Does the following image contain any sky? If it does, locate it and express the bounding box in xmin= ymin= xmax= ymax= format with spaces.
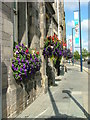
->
xmin=64 ymin=0 xmax=89 ymax=52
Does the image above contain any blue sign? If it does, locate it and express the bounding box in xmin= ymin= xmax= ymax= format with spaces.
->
xmin=74 ymin=21 xmax=79 ymax=26
xmin=75 ymin=37 xmax=79 ymax=44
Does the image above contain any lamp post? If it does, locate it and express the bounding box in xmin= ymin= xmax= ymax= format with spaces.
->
xmin=73 ymin=0 xmax=82 ymax=72
xmin=79 ymin=0 xmax=82 ymax=72
xmin=72 ymin=28 xmax=75 ymax=65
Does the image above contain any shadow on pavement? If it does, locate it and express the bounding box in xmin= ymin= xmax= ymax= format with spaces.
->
xmin=67 ymin=68 xmax=72 ymax=71
xmin=55 ymin=78 xmax=62 ymax=81
xmin=46 ymin=88 xmax=87 ymax=120
xmin=62 ymin=90 xmax=90 ymax=120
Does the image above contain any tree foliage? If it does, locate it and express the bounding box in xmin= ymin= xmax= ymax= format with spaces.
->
xmin=82 ymin=48 xmax=88 ymax=58
xmin=74 ymin=51 xmax=80 ymax=60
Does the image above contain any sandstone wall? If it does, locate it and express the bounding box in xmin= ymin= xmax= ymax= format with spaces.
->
xmin=1 ymin=2 xmax=44 ymax=118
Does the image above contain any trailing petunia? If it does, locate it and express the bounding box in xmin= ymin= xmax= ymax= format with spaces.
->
xmin=12 ymin=43 xmax=41 ymax=82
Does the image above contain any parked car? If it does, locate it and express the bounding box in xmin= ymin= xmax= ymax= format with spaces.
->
xmin=87 ymin=58 xmax=90 ymax=64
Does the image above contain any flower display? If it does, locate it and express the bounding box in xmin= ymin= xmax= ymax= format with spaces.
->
xmin=12 ymin=43 xmax=41 ymax=82
xmin=43 ymin=34 xmax=73 ymax=66
xmin=63 ymin=48 xmax=73 ymax=59
xmin=43 ymin=34 xmax=63 ymax=62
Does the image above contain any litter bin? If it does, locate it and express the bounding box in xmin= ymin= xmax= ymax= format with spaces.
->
xmin=60 ymin=65 xmax=64 ymax=75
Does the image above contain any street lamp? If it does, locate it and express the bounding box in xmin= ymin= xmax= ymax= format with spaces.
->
xmin=79 ymin=0 xmax=83 ymax=72
xmin=73 ymin=0 xmax=82 ymax=72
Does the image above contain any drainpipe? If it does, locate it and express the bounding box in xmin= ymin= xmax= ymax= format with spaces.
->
xmin=57 ymin=0 xmax=60 ymax=40
xmin=26 ymin=2 xmax=28 ymax=47
xmin=13 ymin=0 xmax=18 ymax=47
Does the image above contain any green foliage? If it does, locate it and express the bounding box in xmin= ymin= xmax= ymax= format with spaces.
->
xmin=82 ymin=48 xmax=88 ymax=58
xmin=88 ymin=52 xmax=90 ymax=57
xmin=12 ymin=43 xmax=41 ymax=82
xmin=74 ymin=51 xmax=80 ymax=60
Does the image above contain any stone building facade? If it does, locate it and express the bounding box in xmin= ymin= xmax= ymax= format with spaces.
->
xmin=1 ymin=1 xmax=66 ymax=118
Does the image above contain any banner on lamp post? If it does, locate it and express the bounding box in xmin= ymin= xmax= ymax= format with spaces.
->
xmin=74 ymin=11 xmax=80 ymax=47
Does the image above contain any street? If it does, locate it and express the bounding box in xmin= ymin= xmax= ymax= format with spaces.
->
xmin=16 ymin=64 xmax=89 ymax=119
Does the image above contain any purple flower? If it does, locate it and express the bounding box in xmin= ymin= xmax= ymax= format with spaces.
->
xmin=30 ymin=58 xmax=32 ymax=61
xmin=20 ymin=77 xmax=22 ymax=81
xmin=16 ymin=51 xmax=19 ymax=54
xmin=31 ymin=65 xmax=33 ymax=68
xmin=25 ymin=60 xmax=28 ymax=63
xmin=12 ymin=64 xmax=14 ymax=68
xmin=22 ymin=44 xmax=25 ymax=48
xmin=16 ymin=45 xmax=19 ymax=49
xmin=12 ymin=59 xmax=15 ymax=62
xmin=23 ymin=64 xmax=26 ymax=69
xmin=59 ymin=51 xmax=62 ymax=56
xmin=16 ymin=74 xmax=18 ymax=77
xmin=19 ymin=62 xmax=21 ymax=65
xmin=18 ymin=43 xmax=21 ymax=46
xmin=30 ymin=54 xmax=32 ymax=58
xmin=20 ymin=68 xmax=22 ymax=72
xmin=24 ymin=69 xmax=27 ymax=72
xmin=17 ymin=58 xmax=19 ymax=61
xmin=19 ymin=74 xmax=21 ymax=77
xmin=33 ymin=54 xmax=36 ymax=57
xmin=33 ymin=60 xmax=35 ymax=63
xmin=44 ymin=48 xmax=46 ymax=51
xmin=14 ymin=68 xmax=17 ymax=71
xmin=21 ymin=50 xmax=23 ymax=53
xmin=22 ymin=59 xmax=24 ymax=62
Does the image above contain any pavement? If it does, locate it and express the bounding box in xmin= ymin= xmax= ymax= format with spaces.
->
xmin=70 ymin=62 xmax=90 ymax=74
xmin=16 ymin=64 xmax=89 ymax=119
xmin=74 ymin=61 xmax=90 ymax=69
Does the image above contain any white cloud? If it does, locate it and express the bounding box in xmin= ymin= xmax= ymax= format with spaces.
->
xmin=81 ymin=19 xmax=88 ymax=32
xmin=67 ymin=19 xmax=88 ymax=33
xmin=64 ymin=0 xmax=89 ymax=3
xmin=67 ymin=20 xmax=74 ymax=28
xmin=64 ymin=0 xmax=88 ymax=11
xmin=82 ymin=38 xmax=88 ymax=50
xmin=64 ymin=1 xmax=78 ymax=11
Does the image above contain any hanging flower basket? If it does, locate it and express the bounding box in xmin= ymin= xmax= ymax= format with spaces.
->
xmin=43 ymin=34 xmax=73 ymax=67
xmin=12 ymin=43 xmax=41 ymax=82
xmin=43 ymin=34 xmax=63 ymax=66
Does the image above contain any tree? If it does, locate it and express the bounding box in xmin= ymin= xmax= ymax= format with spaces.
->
xmin=88 ymin=52 xmax=90 ymax=57
xmin=74 ymin=51 xmax=80 ymax=60
xmin=82 ymin=48 xmax=88 ymax=58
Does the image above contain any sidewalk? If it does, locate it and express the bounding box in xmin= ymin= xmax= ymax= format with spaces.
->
xmin=70 ymin=62 xmax=90 ymax=74
xmin=16 ymin=64 xmax=89 ymax=119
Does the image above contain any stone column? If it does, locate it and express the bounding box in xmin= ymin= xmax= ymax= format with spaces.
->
xmin=61 ymin=0 xmax=65 ymax=41
xmin=58 ymin=1 xmax=62 ymax=40
xmin=39 ymin=2 xmax=48 ymax=93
